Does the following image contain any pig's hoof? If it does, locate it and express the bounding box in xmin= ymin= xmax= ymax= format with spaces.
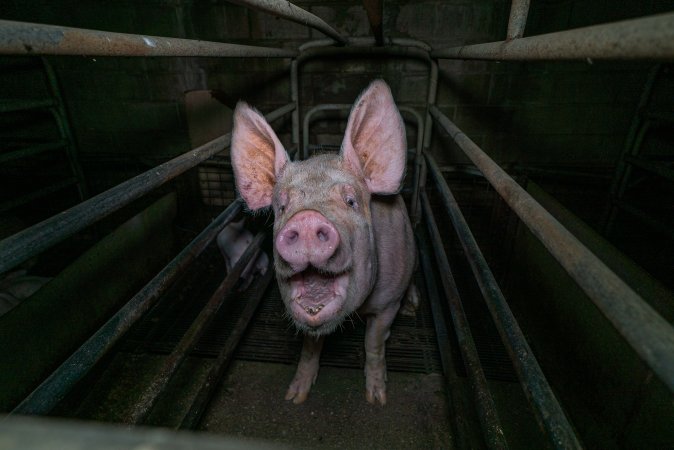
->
xmin=285 ymin=377 xmax=314 ymax=404
xmin=365 ymin=382 xmax=387 ymax=406
xmin=399 ymin=283 xmax=420 ymax=317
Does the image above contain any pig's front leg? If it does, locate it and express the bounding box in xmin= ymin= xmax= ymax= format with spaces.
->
xmin=364 ymin=307 xmax=398 ymax=406
xmin=285 ymin=334 xmax=325 ymax=404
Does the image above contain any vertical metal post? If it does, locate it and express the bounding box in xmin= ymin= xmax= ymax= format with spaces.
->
xmin=506 ymin=0 xmax=530 ymax=40
xmin=363 ymin=0 xmax=384 ymax=46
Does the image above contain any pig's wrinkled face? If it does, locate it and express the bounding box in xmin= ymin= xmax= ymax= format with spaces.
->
xmin=272 ymin=154 xmax=376 ymax=336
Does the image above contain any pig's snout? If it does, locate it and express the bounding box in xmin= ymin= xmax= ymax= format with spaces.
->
xmin=276 ymin=210 xmax=340 ymax=271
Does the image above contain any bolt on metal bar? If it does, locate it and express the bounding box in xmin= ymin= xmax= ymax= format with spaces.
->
xmin=432 ymin=12 xmax=674 ymax=60
xmin=12 ymin=200 xmax=242 ymax=415
xmin=429 ymin=104 xmax=674 ymax=394
xmin=0 ymin=102 xmax=294 ymax=275
xmin=506 ymin=0 xmax=530 ymax=40
xmin=178 ymin=263 xmax=274 ymax=430
xmin=424 ymin=152 xmax=582 ymax=450
xmin=0 ymin=20 xmax=297 ymax=58
xmin=420 ymin=191 xmax=509 ymax=449
xmin=229 ymin=0 xmax=346 ymax=45
xmin=129 ymin=232 xmax=265 ymax=425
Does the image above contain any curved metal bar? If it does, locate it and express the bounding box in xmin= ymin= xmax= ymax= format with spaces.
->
xmin=0 ymin=103 xmax=294 ymax=274
xmin=228 ymin=0 xmax=346 ymax=44
xmin=432 ymin=12 xmax=674 ymax=60
xmin=429 ymin=105 xmax=674 ymax=394
xmin=0 ymin=19 xmax=297 ymax=57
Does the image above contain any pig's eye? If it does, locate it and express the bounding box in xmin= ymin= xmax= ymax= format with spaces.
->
xmin=345 ymin=196 xmax=357 ymax=209
xmin=278 ymin=204 xmax=285 ymax=214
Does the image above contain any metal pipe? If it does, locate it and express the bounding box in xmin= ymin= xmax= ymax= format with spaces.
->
xmin=0 ymin=20 xmax=297 ymax=57
xmin=421 ymin=192 xmax=509 ymax=449
xmin=178 ymin=263 xmax=274 ymax=430
xmin=429 ymin=105 xmax=674 ymax=394
xmin=12 ymin=200 xmax=242 ymax=415
xmin=413 ymin=59 xmax=438 ymax=224
xmin=362 ymin=0 xmax=384 ymax=46
xmin=0 ymin=178 xmax=77 ymax=213
xmin=0 ymin=141 xmax=65 ymax=165
xmin=298 ymin=44 xmax=431 ymax=65
xmin=0 ymin=103 xmax=294 ymax=274
xmin=424 ymin=153 xmax=582 ymax=449
xmin=298 ymin=37 xmax=432 ymax=52
xmin=0 ymin=98 xmax=55 ymax=113
xmin=432 ymin=12 xmax=674 ymax=60
xmin=291 ymin=60 xmax=300 ymax=151
xmin=129 ymin=232 xmax=265 ymax=424
xmin=506 ymin=0 xmax=530 ymax=40
xmin=228 ymin=0 xmax=346 ymax=44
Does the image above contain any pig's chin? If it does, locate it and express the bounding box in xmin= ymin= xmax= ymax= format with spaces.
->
xmin=285 ymin=267 xmax=350 ymax=336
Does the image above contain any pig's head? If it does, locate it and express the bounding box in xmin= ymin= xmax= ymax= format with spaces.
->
xmin=230 ymin=80 xmax=406 ymax=336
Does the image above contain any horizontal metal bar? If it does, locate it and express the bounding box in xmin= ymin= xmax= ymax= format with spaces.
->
xmin=0 ymin=140 xmax=66 ymax=164
xmin=11 ymin=199 xmax=243 ymax=415
xmin=0 ymin=20 xmax=297 ymax=57
xmin=506 ymin=0 xmax=530 ymax=40
xmin=432 ymin=12 xmax=674 ymax=60
xmin=424 ymin=152 xmax=582 ymax=449
xmin=298 ymin=37 xmax=432 ymax=52
xmin=130 ymin=232 xmax=265 ymax=424
xmin=429 ymin=104 xmax=674 ymax=394
xmin=624 ymin=156 xmax=674 ymax=182
xmin=229 ymin=0 xmax=346 ymax=44
xmin=298 ymin=43 xmax=431 ymax=65
xmin=0 ymin=102 xmax=294 ymax=275
xmin=0 ymin=177 xmax=77 ymax=212
xmin=613 ymin=199 xmax=674 ymax=239
xmin=178 ymin=262 xmax=273 ymax=430
xmin=0 ymin=98 xmax=56 ymax=113
xmin=420 ymin=192 xmax=508 ymax=449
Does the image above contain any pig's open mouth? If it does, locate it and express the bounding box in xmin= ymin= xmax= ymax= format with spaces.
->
xmin=287 ymin=267 xmax=349 ymax=330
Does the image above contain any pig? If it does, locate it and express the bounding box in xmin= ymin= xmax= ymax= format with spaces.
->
xmin=216 ymin=218 xmax=269 ymax=292
xmin=230 ymin=80 xmax=419 ymax=405
xmin=0 ymin=270 xmax=51 ymax=316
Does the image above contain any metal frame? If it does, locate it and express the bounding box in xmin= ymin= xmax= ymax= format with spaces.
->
xmin=1 ymin=2 xmax=674 ymax=448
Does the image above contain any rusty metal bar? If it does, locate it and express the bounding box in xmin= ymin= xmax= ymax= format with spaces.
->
xmin=421 ymin=191 xmax=509 ymax=449
xmin=363 ymin=0 xmax=384 ymax=46
xmin=129 ymin=232 xmax=265 ymax=424
xmin=0 ymin=20 xmax=297 ymax=57
xmin=432 ymin=12 xmax=674 ymax=60
xmin=12 ymin=200 xmax=242 ymax=415
xmin=429 ymin=105 xmax=674 ymax=395
xmin=0 ymin=102 xmax=294 ymax=274
xmin=425 ymin=152 xmax=582 ymax=449
xmin=178 ymin=264 xmax=273 ymax=430
xmin=228 ymin=0 xmax=346 ymax=44
xmin=506 ymin=0 xmax=530 ymax=40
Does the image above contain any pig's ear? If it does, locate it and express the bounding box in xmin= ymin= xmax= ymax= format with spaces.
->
xmin=231 ymin=102 xmax=289 ymax=210
xmin=341 ymin=80 xmax=406 ymax=194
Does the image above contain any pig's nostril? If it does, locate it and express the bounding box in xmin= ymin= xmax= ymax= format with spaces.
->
xmin=317 ymin=228 xmax=329 ymax=242
xmin=285 ymin=230 xmax=299 ymax=244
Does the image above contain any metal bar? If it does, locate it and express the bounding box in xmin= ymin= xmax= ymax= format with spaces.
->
xmin=432 ymin=12 xmax=674 ymax=60
xmin=129 ymin=232 xmax=265 ymax=424
xmin=0 ymin=140 xmax=66 ymax=164
xmin=362 ymin=0 xmax=384 ymax=46
xmin=0 ymin=98 xmax=55 ymax=113
xmin=0 ymin=102 xmax=294 ymax=274
xmin=413 ymin=59 xmax=437 ymax=225
xmin=178 ymin=263 xmax=274 ymax=430
xmin=424 ymin=152 xmax=582 ymax=449
xmin=420 ymin=192 xmax=508 ymax=449
xmin=228 ymin=0 xmax=346 ymax=45
xmin=0 ymin=178 xmax=77 ymax=212
xmin=298 ymin=44 xmax=431 ymax=65
xmin=43 ymin=58 xmax=88 ymax=200
xmin=12 ymin=200 xmax=242 ymax=415
xmin=429 ymin=104 xmax=674 ymax=395
xmin=0 ymin=20 xmax=297 ymax=57
xmin=506 ymin=0 xmax=530 ymax=40
xmin=416 ymin=231 xmax=463 ymax=449
xmin=624 ymin=156 xmax=674 ymax=182
xmin=613 ymin=200 xmax=674 ymax=239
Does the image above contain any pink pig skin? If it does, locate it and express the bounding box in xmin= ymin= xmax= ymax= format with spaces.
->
xmin=216 ymin=219 xmax=269 ymax=292
xmin=230 ymin=80 xmax=418 ymax=405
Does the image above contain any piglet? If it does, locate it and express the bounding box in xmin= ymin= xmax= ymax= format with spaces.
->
xmin=230 ymin=80 xmax=418 ymax=405
xmin=216 ymin=219 xmax=269 ymax=292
